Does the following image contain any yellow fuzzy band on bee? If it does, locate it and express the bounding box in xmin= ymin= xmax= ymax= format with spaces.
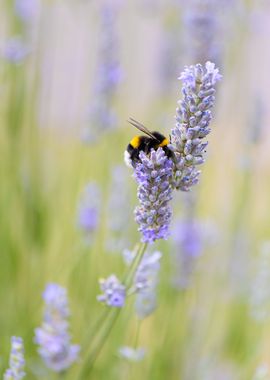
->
xmin=130 ymin=135 xmax=140 ymax=148
xmin=158 ymin=138 xmax=169 ymax=147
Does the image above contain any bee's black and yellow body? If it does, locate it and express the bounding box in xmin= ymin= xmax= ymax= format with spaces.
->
xmin=126 ymin=131 xmax=172 ymax=167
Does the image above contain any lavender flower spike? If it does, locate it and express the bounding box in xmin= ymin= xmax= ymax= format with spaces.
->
xmin=4 ymin=336 xmax=25 ymax=380
xmin=34 ymin=283 xmax=80 ymax=372
xmin=170 ymin=61 xmax=221 ymax=191
xmin=97 ymin=274 xmax=126 ymax=307
xmin=134 ymin=148 xmax=173 ymax=243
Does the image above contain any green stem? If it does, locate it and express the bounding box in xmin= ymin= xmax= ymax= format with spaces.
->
xmin=78 ymin=242 xmax=148 ymax=379
xmin=81 ymin=307 xmax=110 ymax=350
xmin=58 ymin=372 xmax=66 ymax=379
xmin=78 ymin=308 xmax=120 ymax=380
xmin=133 ymin=318 xmax=142 ymax=348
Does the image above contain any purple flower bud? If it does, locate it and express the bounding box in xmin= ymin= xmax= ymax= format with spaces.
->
xmin=97 ymin=275 xmax=126 ymax=308
xmin=2 ymin=37 xmax=29 ymax=64
xmin=14 ymin=0 xmax=40 ymax=23
xmin=4 ymin=337 xmax=25 ymax=380
xmin=34 ymin=283 xmax=80 ymax=372
xmin=77 ymin=183 xmax=100 ymax=241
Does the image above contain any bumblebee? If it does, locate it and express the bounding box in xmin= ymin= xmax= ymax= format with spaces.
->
xmin=124 ymin=117 xmax=173 ymax=168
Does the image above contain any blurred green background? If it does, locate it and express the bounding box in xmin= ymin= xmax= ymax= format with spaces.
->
xmin=1 ymin=0 xmax=270 ymax=379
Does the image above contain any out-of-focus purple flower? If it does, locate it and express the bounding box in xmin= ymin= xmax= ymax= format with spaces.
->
xmin=96 ymin=2 xmax=122 ymax=94
xmin=2 ymin=37 xmax=29 ymax=64
xmin=171 ymin=190 xmax=218 ymax=289
xmin=97 ymin=275 xmax=126 ymax=308
xmin=171 ymin=218 xmax=203 ymax=289
xmin=170 ymin=61 xmax=221 ymax=191
xmin=4 ymin=337 xmax=25 ymax=380
xmin=14 ymin=0 xmax=40 ymax=23
xmin=83 ymin=1 xmax=122 ymax=142
xmin=134 ymin=251 xmax=162 ymax=292
xmin=124 ymin=250 xmax=162 ymax=318
xmin=77 ymin=183 xmax=100 ymax=239
xmin=134 ymin=148 xmax=173 ymax=243
xmin=173 ymin=219 xmax=203 ymax=259
xmin=34 ymin=283 xmax=80 ymax=372
xmin=182 ymin=0 xmax=221 ymax=65
xmin=78 ymin=207 xmax=98 ymax=232
xmin=118 ymin=346 xmax=146 ymax=362
xmin=122 ymin=248 xmax=136 ymax=266
xmin=158 ymin=16 xmax=182 ymax=96
xmin=135 ymin=290 xmax=157 ymax=319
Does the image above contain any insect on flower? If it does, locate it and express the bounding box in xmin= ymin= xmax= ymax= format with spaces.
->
xmin=124 ymin=117 xmax=174 ymax=168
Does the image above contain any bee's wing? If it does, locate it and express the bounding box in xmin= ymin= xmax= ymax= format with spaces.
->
xmin=127 ymin=117 xmax=158 ymax=140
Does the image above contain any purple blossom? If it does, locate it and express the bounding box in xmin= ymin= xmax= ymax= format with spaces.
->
xmin=122 ymin=249 xmax=162 ymax=317
xmin=170 ymin=61 xmax=221 ymax=191
xmin=135 ymin=290 xmax=157 ymax=319
xmin=134 ymin=148 xmax=173 ymax=243
xmin=15 ymin=0 xmax=40 ymax=23
xmin=4 ymin=337 xmax=25 ymax=380
xmin=97 ymin=275 xmax=126 ymax=308
xmin=34 ymin=283 xmax=80 ymax=372
xmin=127 ymin=250 xmax=162 ymax=318
xmin=83 ymin=2 xmax=122 ymax=142
xmin=2 ymin=37 xmax=29 ymax=64
xmin=182 ymin=0 xmax=221 ymax=65
xmin=134 ymin=251 xmax=162 ymax=292
xmin=77 ymin=183 xmax=100 ymax=238
xmin=78 ymin=207 xmax=98 ymax=232
xmin=173 ymin=219 xmax=203 ymax=259
xmin=171 ymin=218 xmax=203 ymax=289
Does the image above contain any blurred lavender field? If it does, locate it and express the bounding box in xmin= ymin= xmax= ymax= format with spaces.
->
xmin=1 ymin=0 xmax=270 ymax=379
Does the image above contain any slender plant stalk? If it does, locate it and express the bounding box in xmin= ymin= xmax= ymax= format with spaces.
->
xmin=133 ymin=318 xmax=142 ymax=348
xmin=78 ymin=242 xmax=148 ymax=379
xmin=79 ymin=308 xmax=120 ymax=380
xmin=81 ymin=307 xmax=110 ymax=349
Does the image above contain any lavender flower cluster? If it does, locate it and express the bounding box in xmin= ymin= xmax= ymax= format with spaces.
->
xmin=97 ymin=249 xmax=162 ymax=317
xmin=83 ymin=2 xmax=122 ymax=141
xmin=97 ymin=275 xmax=126 ymax=308
xmin=170 ymin=61 xmax=221 ymax=191
xmin=34 ymin=283 xmax=80 ymax=372
xmin=130 ymin=62 xmax=221 ymax=243
xmin=15 ymin=0 xmax=40 ymax=24
xmin=183 ymin=0 xmax=221 ymax=65
xmin=134 ymin=149 xmax=173 ymax=243
xmin=4 ymin=337 xmax=25 ymax=380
